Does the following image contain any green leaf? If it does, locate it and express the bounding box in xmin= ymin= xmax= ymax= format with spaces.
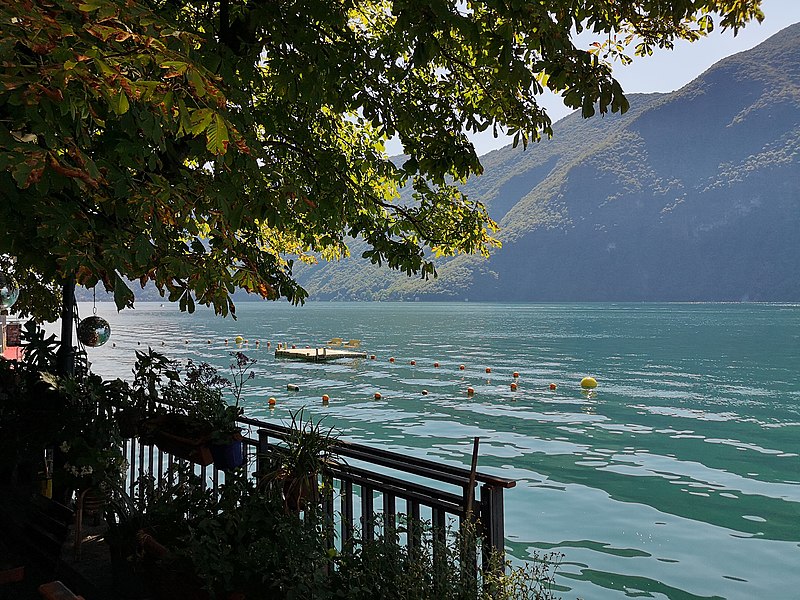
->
xmin=186 ymin=69 xmax=206 ymax=97
xmin=189 ymin=108 xmax=213 ymax=135
xmin=206 ymin=114 xmax=229 ymax=155
xmin=113 ymin=274 xmax=135 ymax=310
xmin=112 ymin=90 xmax=130 ymax=115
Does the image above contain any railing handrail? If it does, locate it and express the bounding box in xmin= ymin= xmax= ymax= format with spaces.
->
xmin=237 ymin=415 xmax=516 ymax=490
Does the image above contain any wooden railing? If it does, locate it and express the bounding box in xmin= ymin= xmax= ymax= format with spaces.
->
xmin=125 ymin=413 xmax=516 ymax=562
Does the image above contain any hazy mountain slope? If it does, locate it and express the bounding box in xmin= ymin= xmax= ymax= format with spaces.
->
xmin=300 ymin=23 xmax=800 ymax=301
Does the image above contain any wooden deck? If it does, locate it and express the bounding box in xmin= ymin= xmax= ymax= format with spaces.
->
xmin=274 ymin=347 xmax=367 ymax=362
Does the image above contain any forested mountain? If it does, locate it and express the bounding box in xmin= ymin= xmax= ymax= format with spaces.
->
xmin=295 ymin=23 xmax=800 ymax=302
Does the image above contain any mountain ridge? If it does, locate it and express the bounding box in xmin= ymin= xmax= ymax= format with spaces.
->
xmin=295 ymin=23 xmax=800 ymax=302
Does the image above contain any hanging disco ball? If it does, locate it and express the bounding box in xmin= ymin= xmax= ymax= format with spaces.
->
xmin=0 ymin=272 xmax=20 ymax=310
xmin=77 ymin=315 xmax=111 ymax=347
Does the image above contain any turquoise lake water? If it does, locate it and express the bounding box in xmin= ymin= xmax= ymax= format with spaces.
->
xmin=73 ymin=302 xmax=800 ymax=599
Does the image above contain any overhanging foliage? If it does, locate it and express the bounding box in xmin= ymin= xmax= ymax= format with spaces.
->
xmin=0 ymin=0 xmax=763 ymax=318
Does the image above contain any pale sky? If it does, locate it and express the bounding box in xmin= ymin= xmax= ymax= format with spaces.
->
xmin=393 ymin=0 xmax=800 ymax=157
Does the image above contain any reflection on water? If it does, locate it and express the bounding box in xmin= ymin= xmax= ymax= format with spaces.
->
xmin=73 ymin=302 xmax=800 ymax=599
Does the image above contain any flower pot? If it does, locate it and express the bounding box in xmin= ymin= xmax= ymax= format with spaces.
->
xmin=140 ymin=414 xmax=214 ymax=466
xmin=282 ymin=473 xmax=320 ymax=513
xmin=211 ymin=437 xmax=244 ymax=471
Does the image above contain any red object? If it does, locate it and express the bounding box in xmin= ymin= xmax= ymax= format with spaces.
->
xmin=1 ymin=346 xmax=23 ymax=361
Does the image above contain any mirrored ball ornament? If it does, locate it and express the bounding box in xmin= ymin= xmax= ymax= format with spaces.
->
xmin=77 ymin=315 xmax=111 ymax=347
xmin=0 ymin=273 xmax=20 ymax=310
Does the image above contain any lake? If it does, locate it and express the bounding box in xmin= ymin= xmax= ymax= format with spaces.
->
xmin=71 ymin=301 xmax=800 ymax=599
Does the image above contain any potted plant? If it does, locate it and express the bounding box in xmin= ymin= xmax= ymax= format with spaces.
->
xmin=206 ymin=352 xmax=256 ymax=470
xmin=261 ymin=410 xmax=339 ymax=513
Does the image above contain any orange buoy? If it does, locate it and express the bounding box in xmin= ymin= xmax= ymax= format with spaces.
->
xmin=421 ymin=389 xmax=428 ymax=395
xmin=389 ymin=357 xmax=395 ymax=363
xmin=291 ymin=344 xmax=296 ymax=349
xmin=374 ymin=392 xmax=382 ymax=400
xmin=410 ymin=360 xmax=416 ymax=366
xmin=322 ymin=394 xmax=330 ymax=403
xmin=268 ymin=397 xmax=276 ymax=407
xmin=459 ymin=364 xmax=465 ymax=370
xmin=370 ymin=355 xmax=376 ymax=360
xmin=513 ymin=372 xmax=519 ymax=378
xmin=434 ymin=362 xmax=440 ymax=368
xmin=467 ymin=387 xmax=475 ymax=395
xmin=485 ymin=367 xmax=492 ymax=374
xmin=549 ymin=383 xmax=557 ymax=391
xmin=510 ymin=382 xmax=518 ymax=391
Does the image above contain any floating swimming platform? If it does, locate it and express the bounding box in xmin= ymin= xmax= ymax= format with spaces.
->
xmin=275 ymin=347 xmax=367 ymax=362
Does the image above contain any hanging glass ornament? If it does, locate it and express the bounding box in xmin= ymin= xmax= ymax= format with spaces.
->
xmin=77 ymin=315 xmax=111 ymax=347
xmin=0 ymin=272 xmax=20 ymax=310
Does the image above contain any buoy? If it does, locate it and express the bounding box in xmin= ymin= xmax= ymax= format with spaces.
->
xmin=112 ymin=343 xmax=116 ymax=347
xmin=421 ymin=389 xmax=428 ymax=395
xmin=549 ymin=383 xmax=557 ymax=391
xmin=184 ymin=340 xmax=189 ymax=344
xmin=207 ymin=340 xmax=211 ymax=344
xmin=235 ymin=335 xmax=243 ymax=344
xmin=467 ymin=387 xmax=475 ymax=395
xmin=389 ymin=357 xmax=395 ymax=363
xmin=267 ymin=341 xmax=271 ymax=347
xmin=485 ymin=367 xmax=492 ymax=374
xmin=374 ymin=392 xmax=382 ymax=400
xmin=255 ymin=341 xmax=260 ymax=346
xmin=268 ymin=397 xmax=276 ymax=407
xmin=291 ymin=344 xmax=296 ymax=349
xmin=370 ymin=355 xmax=376 ymax=360
xmin=510 ymin=382 xmax=518 ymax=391
xmin=224 ymin=339 xmax=228 ymax=344
xmin=513 ymin=372 xmax=519 ymax=378
xmin=161 ymin=341 xmax=165 ymax=346
xmin=434 ymin=362 xmax=440 ymax=368
xmin=410 ymin=360 xmax=416 ymax=366
xmin=459 ymin=364 xmax=465 ymax=370
xmin=580 ymin=377 xmax=598 ymax=389
xmin=137 ymin=341 xmax=140 ymax=345
xmin=287 ymin=384 xmax=300 ymax=392
xmin=322 ymin=394 xmax=330 ymax=403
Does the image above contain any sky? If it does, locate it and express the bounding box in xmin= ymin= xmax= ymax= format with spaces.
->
xmin=457 ymin=0 xmax=800 ymax=156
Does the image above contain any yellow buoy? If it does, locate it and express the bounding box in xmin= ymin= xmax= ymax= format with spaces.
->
xmin=580 ymin=377 xmax=598 ymax=389
xmin=235 ymin=335 xmax=244 ymax=344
